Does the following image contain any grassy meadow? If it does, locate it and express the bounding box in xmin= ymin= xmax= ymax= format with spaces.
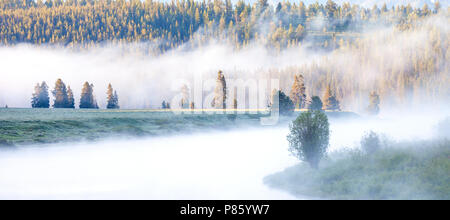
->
xmin=0 ymin=108 xmax=271 ymax=146
xmin=0 ymin=108 xmax=361 ymax=147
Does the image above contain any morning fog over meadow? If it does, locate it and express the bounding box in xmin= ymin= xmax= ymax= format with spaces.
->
xmin=0 ymin=0 xmax=449 ymax=201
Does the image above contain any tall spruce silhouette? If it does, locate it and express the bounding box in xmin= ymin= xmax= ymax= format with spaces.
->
xmin=79 ymin=82 xmax=98 ymax=109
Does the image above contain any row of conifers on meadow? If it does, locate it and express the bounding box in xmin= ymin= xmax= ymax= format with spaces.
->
xmin=30 ymin=70 xmax=380 ymax=114
xmin=31 ymin=79 xmax=119 ymax=109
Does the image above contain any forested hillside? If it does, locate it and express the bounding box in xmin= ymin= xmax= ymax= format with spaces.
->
xmin=0 ymin=0 xmax=444 ymax=50
xmin=0 ymin=0 xmax=448 ymax=111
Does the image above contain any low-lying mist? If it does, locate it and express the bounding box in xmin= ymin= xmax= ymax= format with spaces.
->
xmin=0 ymin=128 xmax=299 ymax=199
xmin=0 ymin=112 xmax=447 ymax=199
xmin=0 ymin=42 xmax=315 ymax=109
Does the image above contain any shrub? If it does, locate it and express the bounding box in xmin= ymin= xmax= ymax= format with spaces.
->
xmin=287 ymin=111 xmax=330 ymax=169
xmin=361 ymin=131 xmax=380 ymax=154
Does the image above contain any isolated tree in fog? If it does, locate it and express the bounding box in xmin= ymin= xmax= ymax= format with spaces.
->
xmin=31 ymin=82 xmax=50 ymax=108
xmin=106 ymin=84 xmax=119 ymax=109
xmin=79 ymin=82 xmax=98 ymax=109
xmin=367 ymin=91 xmax=380 ymax=115
xmin=52 ymin=79 xmax=69 ymax=108
xmin=291 ymin=74 xmax=307 ymax=109
xmin=31 ymin=83 xmax=40 ymax=108
xmin=288 ymin=111 xmax=330 ymax=169
xmin=39 ymin=82 xmax=50 ymax=108
xmin=213 ymin=70 xmax=227 ymax=109
xmin=308 ymin=96 xmax=323 ymax=111
xmin=323 ymin=84 xmax=340 ymax=111
xmin=270 ymin=89 xmax=294 ymax=116
xmin=106 ymin=84 xmax=113 ymax=108
xmin=67 ymin=86 xmax=75 ymax=108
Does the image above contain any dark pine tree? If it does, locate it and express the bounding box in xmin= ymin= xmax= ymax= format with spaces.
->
xmin=106 ymin=83 xmax=119 ymax=109
xmin=32 ymin=81 xmax=50 ymax=108
xmin=271 ymin=89 xmax=294 ymax=116
xmin=323 ymin=84 xmax=340 ymax=111
xmin=308 ymin=96 xmax=323 ymax=111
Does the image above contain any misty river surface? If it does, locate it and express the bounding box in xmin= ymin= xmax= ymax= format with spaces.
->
xmin=0 ymin=113 xmax=443 ymax=199
xmin=0 ymin=128 xmax=300 ymax=199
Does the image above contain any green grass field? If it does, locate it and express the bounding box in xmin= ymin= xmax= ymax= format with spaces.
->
xmin=265 ymin=140 xmax=450 ymax=200
xmin=0 ymin=108 xmax=271 ymax=146
xmin=0 ymin=108 xmax=360 ymax=147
